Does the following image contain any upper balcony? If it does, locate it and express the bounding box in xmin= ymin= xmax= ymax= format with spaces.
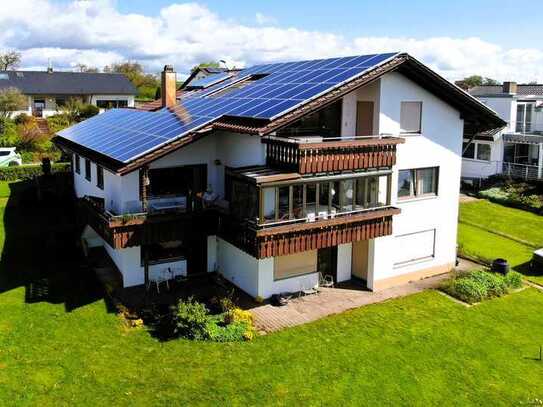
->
xmin=262 ymin=135 xmax=405 ymax=175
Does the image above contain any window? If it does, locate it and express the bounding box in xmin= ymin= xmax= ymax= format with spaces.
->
xmin=96 ymin=100 xmax=129 ymax=109
xmin=476 ymin=143 xmax=491 ymax=161
xmin=96 ymin=165 xmax=104 ymax=190
xmin=0 ymin=73 xmax=8 ymax=80
xmin=400 ymin=101 xmax=422 ymax=134
xmin=274 ymin=250 xmax=318 ymax=280
xmin=394 ymin=229 xmax=436 ymax=267
xmin=398 ymin=167 xmax=438 ymax=200
xmin=55 ymin=97 xmax=67 ymax=107
xmin=516 ymin=103 xmax=533 ymax=133
xmin=85 ymin=159 xmax=91 ymax=181
xmin=142 ymin=241 xmax=186 ymax=265
xmin=75 ymin=155 xmax=80 ymax=174
xmin=462 ymin=141 xmax=491 ymax=161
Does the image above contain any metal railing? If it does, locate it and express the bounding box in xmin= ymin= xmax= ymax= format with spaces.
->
xmin=502 ymin=162 xmax=541 ymax=181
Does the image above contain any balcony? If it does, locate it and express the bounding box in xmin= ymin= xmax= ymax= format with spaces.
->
xmin=79 ymin=195 xmax=219 ymax=249
xmin=220 ymin=165 xmax=400 ymax=258
xmin=262 ymin=135 xmax=405 ymax=175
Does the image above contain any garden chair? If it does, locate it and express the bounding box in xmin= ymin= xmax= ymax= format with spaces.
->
xmin=318 ymin=272 xmax=334 ymax=288
xmin=298 ymin=278 xmax=318 ymax=297
xmin=147 ymin=268 xmax=170 ymax=294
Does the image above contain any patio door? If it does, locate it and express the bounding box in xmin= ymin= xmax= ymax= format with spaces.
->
xmin=33 ymin=99 xmax=45 ymax=117
xmin=352 ymin=240 xmax=369 ymax=284
xmin=317 ymin=247 xmax=337 ymax=282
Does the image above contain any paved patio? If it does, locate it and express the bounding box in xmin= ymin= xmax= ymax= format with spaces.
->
xmin=251 ymin=266 xmax=475 ymax=333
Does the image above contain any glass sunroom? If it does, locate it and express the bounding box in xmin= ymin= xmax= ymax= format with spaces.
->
xmin=226 ymin=166 xmax=392 ymax=228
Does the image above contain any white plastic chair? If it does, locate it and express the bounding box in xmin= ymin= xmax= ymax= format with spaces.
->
xmin=148 ymin=268 xmax=170 ymax=293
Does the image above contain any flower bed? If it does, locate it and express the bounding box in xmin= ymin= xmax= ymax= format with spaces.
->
xmin=442 ymin=269 xmax=523 ymax=304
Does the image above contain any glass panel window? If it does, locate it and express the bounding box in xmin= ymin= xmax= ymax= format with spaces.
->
xmin=417 ymin=168 xmax=436 ymax=195
xmin=85 ymin=159 xmax=91 ymax=181
xmin=462 ymin=142 xmax=475 ymax=159
xmin=400 ymin=101 xmax=422 ymax=133
xmin=476 ymin=143 xmax=491 ymax=161
xmin=292 ymin=184 xmax=304 ymax=219
xmin=278 ymin=186 xmax=290 ymax=221
xmin=330 ymin=181 xmax=340 ymax=212
xmin=318 ymin=182 xmax=330 ymax=215
xmin=304 ymin=183 xmax=317 ymax=217
xmin=96 ymin=165 xmax=104 ymax=190
xmin=398 ymin=170 xmax=414 ymax=198
xmin=262 ymin=187 xmax=276 ymax=222
xmin=340 ymin=179 xmax=354 ymax=211
xmin=75 ymin=154 xmax=80 ymax=174
xmin=355 ymin=178 xmax=368 ymax=209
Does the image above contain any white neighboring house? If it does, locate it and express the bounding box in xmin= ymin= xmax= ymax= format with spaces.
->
xmin=462 ymin=82 xmax=543 ymax=183
xmin=54 ymin=53 xmax=503 ymax=299
xmin=0 ymin=68 xmax=137 ymax=118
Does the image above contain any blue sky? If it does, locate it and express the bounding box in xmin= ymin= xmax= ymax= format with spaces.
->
xmin=1 ymin=1 xmax=542 ymax=81
xmin=117 ymin=0 xmax=538 ymax=49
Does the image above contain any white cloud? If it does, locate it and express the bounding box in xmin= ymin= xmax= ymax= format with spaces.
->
xmin=0 ymin=0 xmax=542 ymax=82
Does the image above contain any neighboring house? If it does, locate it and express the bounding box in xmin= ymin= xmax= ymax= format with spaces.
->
xmin=54 ymin=52 xmax=503 ymax=299
xmin=462 ymin=82 xmax=543 ymax=182
xmin=0 ymin=68 xmax=137 ymax=118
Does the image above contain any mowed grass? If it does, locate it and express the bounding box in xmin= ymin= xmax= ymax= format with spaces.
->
xmin=1 ymin=182 xmax=543 ymax=405
xmin=458 ymin=200 xmax=543 ymax=285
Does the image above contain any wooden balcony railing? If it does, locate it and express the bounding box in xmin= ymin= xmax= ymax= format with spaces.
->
xmin=263 ymin=136 xmax=405 ymax=174
xmin=78 ymin=196 xmax=219 ymax=249
xmin=219 ymin=206 xmax=400 ymax=259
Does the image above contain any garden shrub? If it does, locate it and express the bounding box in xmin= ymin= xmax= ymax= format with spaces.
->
xmin=504 ymin=271 xmax=523 ymax=289
xmin=173 ymin=297 xmax=210 ymax=340
xmin=170 ymin=297 xmax=256 ymax=342
xmin=443 ymin=269 xmax=523 ymax=304
xmin=0 ymin=162 xmax=70 ymax=181
xmin=479 ymin=184 xmax=543 ymax=213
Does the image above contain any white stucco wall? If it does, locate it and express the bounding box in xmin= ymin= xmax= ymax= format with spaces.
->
xmin=368 ymin=72 xmax=463 ymax=288
xmin=461 ymin=139 xmax=502 ymax=179
xmin=336 ymin=243 xmax=353 ymax=283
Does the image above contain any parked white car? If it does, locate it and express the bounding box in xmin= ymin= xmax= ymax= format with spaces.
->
xmin=0 ymin=148 xmax=22 ymax=167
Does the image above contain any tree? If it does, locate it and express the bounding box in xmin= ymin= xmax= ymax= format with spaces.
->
xmin=0 ymin=50 xmax=22 ymax=70
xmin=0 ymin=88 xmax=26 ymax=120
xmin=103 ymin=61 xmax=159 ymax=100
xmin=74 ymin=63 xmax=99 ymax=73
xmin=455 ymin=75 xmax=500 ymax=90
xmin=190 ymin=61 xmax=221 ymax=74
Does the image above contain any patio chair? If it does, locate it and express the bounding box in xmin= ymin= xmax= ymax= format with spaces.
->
xmin=318 ymin=272 xmax=334 ymax=288
xmin=298 ymin=278 xmax=318 ymax=297
xmin=147 ymin=268 xmax=171 ymax=294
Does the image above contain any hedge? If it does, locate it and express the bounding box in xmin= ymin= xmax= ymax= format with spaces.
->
xmin=0 ymin=162 xmax=70 ymax=181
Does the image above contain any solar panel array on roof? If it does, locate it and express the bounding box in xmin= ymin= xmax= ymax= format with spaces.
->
xmin=186 ymin=72 xmax=233 ymax=89
xmin=57 ymin=52 xmax=399 ymax=164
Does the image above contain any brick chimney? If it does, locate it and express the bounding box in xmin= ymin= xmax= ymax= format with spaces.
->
xmin=161 ymin=65 xmax=177 ymax=108
xmin=503 ymin=81 xmax=517 ymax=94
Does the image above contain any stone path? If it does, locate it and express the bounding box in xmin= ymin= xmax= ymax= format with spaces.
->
xmin=459 ymin=193 xmax=480 ymax=203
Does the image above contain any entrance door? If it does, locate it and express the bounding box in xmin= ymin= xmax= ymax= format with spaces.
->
xmin=352 ymin=240 xmax=369 ymax=283
xmin=318 ymin=247 xmax=337 ymax=282
xmin=33 ymin=99 xmax=45 ymax=117
xmin=356 ymin=101 xmax=374 ymax=136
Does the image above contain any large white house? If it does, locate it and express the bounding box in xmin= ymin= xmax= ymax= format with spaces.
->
xmin=0 ymin=68 xmax=137 ymax=118
xmin=461 ymin=82 xmax=543 ymax=182
xmin=54 ymin=53 xmax=503 ymax=299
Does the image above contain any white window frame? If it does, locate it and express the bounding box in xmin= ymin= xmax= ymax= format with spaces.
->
xmin=462 ymin=140 xmax=492 ymax=162
xmin=397 ymin=167 xmax=439 ymax=201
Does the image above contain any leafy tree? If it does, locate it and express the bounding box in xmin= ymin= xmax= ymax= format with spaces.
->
xmin=59 ymin=98 xmax=99 ymax=122
xmin=455 ymin=75 xmax=501 ymax=90
xmin=74 ymin=63 xmax=99 ymax=73
xmin=103 ymin=61 xmax=159 ymax=99
xmin=0 ymin=88 xmax=26 ymax=120
xmin=0 ymin=50 xmax=22 ymax=70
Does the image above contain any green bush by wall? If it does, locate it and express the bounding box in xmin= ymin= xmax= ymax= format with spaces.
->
xmin=0 ymin=162 xmax=70 ymax=181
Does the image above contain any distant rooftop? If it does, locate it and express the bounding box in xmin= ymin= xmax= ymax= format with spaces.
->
xmin=469 ymin=84 xmax=543 ymax=97
xmin=0 ymin=70 xmax=137 ymax=95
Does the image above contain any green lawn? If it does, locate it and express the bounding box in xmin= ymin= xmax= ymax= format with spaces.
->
xmin=1 ymin=182 xmax=543 ymax=405
xmin=458 ymin=200 xmax=543 ymax=285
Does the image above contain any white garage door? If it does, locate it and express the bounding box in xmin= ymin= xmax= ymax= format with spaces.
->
xmin=394 ymin=229 xmax=436 ymax=267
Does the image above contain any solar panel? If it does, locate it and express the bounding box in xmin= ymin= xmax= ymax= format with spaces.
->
xmin=58 ymin=52 xmax=399 ymax=164
xmin=186 ymin=72 xmax=233 ymax=89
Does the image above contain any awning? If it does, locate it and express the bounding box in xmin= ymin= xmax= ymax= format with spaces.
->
xmin=503 ymin=133 xmax=543 ymax=145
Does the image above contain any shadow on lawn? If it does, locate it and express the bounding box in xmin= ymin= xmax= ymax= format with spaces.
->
xmin=0 ymin=175 xmax=114 ymax=312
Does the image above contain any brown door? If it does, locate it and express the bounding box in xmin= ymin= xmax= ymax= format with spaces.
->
xmin=356 ymin=101 xmax=374 ymax=136
xmin=352 ymin=240 xmax=369 ymax=282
